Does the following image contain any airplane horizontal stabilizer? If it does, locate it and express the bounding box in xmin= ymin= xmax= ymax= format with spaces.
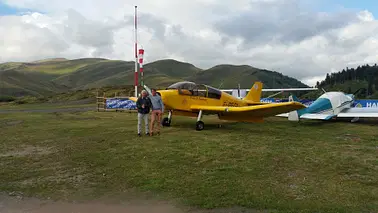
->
xmin=276 ymin=113 xmax=289 ymax=117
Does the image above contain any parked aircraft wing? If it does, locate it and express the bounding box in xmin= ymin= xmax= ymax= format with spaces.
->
xmin=189 ymin=102 xmax=306 ymax=117
xmin=337 ymin=108 xmax=378 ymax=117
xmin=275 ymin=112 xmax=334 ymax=120
xmin=262 ymin=88 xmax=318 ymax=92
xmin=128 ymin=97 xmax=137 ymax=102
xmin=221 ymin=88 xmax=317 ymax=92
xmin=299 ymin=113 xmax=335 ymax=120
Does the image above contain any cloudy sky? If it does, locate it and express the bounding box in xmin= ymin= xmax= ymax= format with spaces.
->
xmin=1 ymin=0 xmax=378 ymax=86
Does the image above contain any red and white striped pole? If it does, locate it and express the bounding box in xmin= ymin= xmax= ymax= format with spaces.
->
xmin=138 ymin=48 xmax=144 ymax=87
xmin=134 ymin=5 xmax=138 ymax=97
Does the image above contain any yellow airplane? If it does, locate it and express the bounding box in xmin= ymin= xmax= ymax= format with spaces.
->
xmin=129 ymin=81 xmax=306 ymax=130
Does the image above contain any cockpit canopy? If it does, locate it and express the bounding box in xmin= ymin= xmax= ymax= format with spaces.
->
xmin=167 ymin=81 xmax=197 ymax=90
xmin=166 ymin=81 xmax=222 ymax=99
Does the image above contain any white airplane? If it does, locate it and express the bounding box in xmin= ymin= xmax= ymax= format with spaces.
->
xmin=277 ymin=90 xmax=378 ymax=122
xmin=221 ymin=85 xmax=317 ymax=99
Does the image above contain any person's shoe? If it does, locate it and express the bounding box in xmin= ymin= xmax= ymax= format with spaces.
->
xmin=138 ymin=133 xmax=141 ymax=137
xmin=146 ymin=133 xmax=150 ymax=136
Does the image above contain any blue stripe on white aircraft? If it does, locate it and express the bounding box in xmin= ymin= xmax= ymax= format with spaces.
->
xmin=277 ymin=91 xmax=378 ymax=122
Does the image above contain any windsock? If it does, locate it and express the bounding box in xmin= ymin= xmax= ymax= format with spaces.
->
xmin=139 ymin=48 xmax=144 ymax=86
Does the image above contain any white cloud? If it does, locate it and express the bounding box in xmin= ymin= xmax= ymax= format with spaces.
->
xmin=1 ymin=0 xmax=378 ymax=86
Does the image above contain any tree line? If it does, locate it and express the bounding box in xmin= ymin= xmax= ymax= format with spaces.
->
xmin=316 ymin=64 xmax=378 ymax=97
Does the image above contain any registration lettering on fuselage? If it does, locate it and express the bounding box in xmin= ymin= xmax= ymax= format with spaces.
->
xmin=222 ymin=101 xmax=239 ymax=107
xmin=189 ymin=96 xmax=206 ymax=101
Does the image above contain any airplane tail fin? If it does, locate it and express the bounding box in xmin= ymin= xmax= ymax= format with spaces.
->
xmin=243 ymin=82 xmax=263 ymax=102
xmin=288 ymin=94 xmax=306 ymax=121
xmin=288 ymin=94 xmax=300 ymax=102
xmin=288 ymin=110 xmax=300 ymax=121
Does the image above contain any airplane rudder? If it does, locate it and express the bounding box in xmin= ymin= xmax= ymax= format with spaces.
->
xmin=288 ymin=110 xmax=299 ymax=121
xmin=254 ymin=81 xmax=263 ymax=91
xmin=292 ymin=95 xmax=300 ymax=102
xmin=249 ymin=81 xmax=263 ymax=101
xmin=289 ymin=94 xmax=299 ymax=102
xmin=287 ymin=106 xmax=307 ymax=121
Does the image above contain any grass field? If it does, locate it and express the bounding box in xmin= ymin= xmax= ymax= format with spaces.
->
xmin=0 ymin=110 xmax=377 ymax=212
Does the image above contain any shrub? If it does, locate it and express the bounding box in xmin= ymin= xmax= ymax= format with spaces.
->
xmin=0 ymin=95 xmax=16 ymax=102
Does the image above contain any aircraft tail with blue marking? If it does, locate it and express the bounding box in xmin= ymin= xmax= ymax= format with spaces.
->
xmin=243 ymin=82 xmax=263 ymax=102
xmin=288 ymin=94 xmax=307 ymax=121
xmin=287 ymin=94 xmax=337 ymax=121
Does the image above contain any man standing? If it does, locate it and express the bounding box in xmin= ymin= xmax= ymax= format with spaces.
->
xmin=149 ymin=88 xmax=165 ymax=136
xmin=136 ymin=90 xmax=152 ymax=136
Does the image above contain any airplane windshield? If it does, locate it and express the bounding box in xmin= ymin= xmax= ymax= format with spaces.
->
xmin=206 ymin=85 xmax=222 ymax=99
xmin=166 ymin=81 xmax=222 ymax=99
xmin=167 ymin=81 xmax=197 ymax=90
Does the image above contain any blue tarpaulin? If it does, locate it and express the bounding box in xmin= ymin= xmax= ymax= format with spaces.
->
xmin=106 ymin=98 xmax=137 ymax=109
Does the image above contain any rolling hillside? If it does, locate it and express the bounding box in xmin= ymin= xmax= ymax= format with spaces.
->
xmin=0 ymin=58 xmax=309 ymax=98
xmin=190 ymin=64 xmax=307 ymax=89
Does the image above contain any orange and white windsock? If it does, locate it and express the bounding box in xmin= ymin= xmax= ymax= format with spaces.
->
xmin=138 ymin=48 xmax=144 ymax=86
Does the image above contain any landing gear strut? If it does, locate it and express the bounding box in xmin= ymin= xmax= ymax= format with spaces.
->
xmin=162 ymin=110 xmax=172 ymax=127
xmin=196 ymin=110 xmax=204 ymax=131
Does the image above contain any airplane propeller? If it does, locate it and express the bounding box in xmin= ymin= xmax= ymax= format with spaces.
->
xmin=353 ymin=88 xmax=365 ymax=95
xmin=234 ymin=70 xmax=259 ymax=99
xmin=143 ymin=84 xmax=152 ymax=95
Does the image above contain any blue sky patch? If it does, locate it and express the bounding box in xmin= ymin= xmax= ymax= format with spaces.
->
xmin=0 ymin=2 xmax=44 ymax=16
xmin=0 ymin=2 xmax=24 ymax=15
xmin=0 ymin=0 xmax=376 ymax=18
xmin=314 ymin=0 xmax=376 ymax=16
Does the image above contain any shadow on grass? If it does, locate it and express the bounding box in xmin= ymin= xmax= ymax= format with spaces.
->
xmin=333 ymin=117 xmax=378 ymax=126
xmin=166 ymin=118 xmax=292 ymax=134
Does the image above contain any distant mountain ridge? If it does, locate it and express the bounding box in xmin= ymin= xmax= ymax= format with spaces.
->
xmin=0 ymin=58 xmax=309 ymax=97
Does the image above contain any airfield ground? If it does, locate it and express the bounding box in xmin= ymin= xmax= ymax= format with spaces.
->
xmin=0 ymin=104 xmax=377 ymax=213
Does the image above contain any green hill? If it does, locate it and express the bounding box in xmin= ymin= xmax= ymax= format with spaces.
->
xmin=0 ymin=58 xmax=310 ymax=98
xmin=188 ymin=64 xmax=308 ymax=89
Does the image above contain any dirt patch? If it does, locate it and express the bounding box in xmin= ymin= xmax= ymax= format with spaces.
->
xmin=0 ymin=145 xmax=54 ymax=157
xmin=0 ymin=193 xmax=186 ymax=213
xmin=0 ymin=119 xmax=23 ymax=127
xmin=336 ymin=134 xmax=361 ymax=142
xmin=186 ymin=207 xmax=268 ymax=213
xmin=0 ymin=193 xmax=269 ymax=213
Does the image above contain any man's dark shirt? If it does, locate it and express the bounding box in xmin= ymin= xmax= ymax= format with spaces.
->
xmin=136 ymin=96 xmax=152 ymax=114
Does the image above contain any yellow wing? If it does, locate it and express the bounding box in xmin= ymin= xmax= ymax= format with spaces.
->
xmin=128 ymin=97 xmax=137 ymax=102
xmin=190 ymin=102 xmax=306 ymax=117
xmin=243 ymin=100 xmax=272 ymax=105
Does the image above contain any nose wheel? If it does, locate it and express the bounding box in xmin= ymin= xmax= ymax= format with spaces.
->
xmin=162 ymin=117 xmax=171 ymax=126
xmin=195 ymin=110 xmax=204 ymax=131
xmin=162 ymin=110 xmax=172 ymax=127
xmin=196 ymin=121 xmax=204 ymax=131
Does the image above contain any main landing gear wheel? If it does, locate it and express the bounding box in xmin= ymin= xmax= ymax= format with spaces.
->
xmin=162 ymin=110 xmax=173 ymax=127
xmin=162 ymin=117 xmax=171 ymax=127
xmin=196 ymin=121 xmax=204 ymax=131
